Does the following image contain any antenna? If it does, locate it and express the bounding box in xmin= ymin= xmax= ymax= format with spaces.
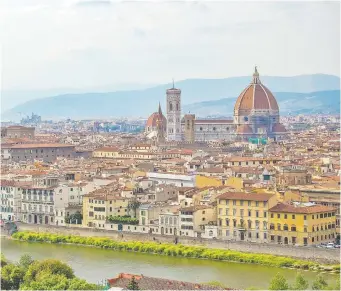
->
xmin=172 ymin=78 xmax=175 ymax=88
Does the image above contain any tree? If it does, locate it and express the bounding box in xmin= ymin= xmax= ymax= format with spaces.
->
xmin=268 ymin=273 xmax=289 ymax=290
xmin=311 ymin=274 xmax=328 ymax=290
xmin=1 ymin=263 xmax=25 ymax=290
xmin=291 ymin=273 xmax=309 ymax=290
xmin=128 ymin=199 xmax=141 ymax=218
xmin=127 ymin=276 xmax=140 ymax=290
xmin=24 ymin=259 xmax=74 ymax=283
xmin=68 ymin=278 xmax=101 ymax=290
xmin=19 ymin=254 xmax=34 ymax=269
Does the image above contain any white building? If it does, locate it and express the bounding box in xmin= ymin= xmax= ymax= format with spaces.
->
xmin=146 ymin=172 xmax=195 ymax=187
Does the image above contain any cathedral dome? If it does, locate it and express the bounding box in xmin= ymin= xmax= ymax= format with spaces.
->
xmin=234 ymin=67 xmax=279 ymax=115
xmin=146 ymin=112 xmax=166 ymax=128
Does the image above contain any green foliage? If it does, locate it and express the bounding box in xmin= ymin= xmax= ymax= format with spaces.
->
xmin=106 ymin=215 xmax=139 ymax=225
xmin=1 ymin=253 xmax=8 ymax=267
xmin=0 ymin=254 xmax=100 ymax=291
xmin=126 ymin=276 xmax=140 ymax=290
xmin=291 ymin=273 xmax=309 ymax=290
xmin=12 ymin=231 xmax=340 ymax=272
xmin=24 ymin=259 xmax=74 ymax=283
xmin=18 ymin=254 xmax=34 ymax=269
xmin=65 ymin=212 xmax=83 ymax=225
xmin=203 ymin=281 xmax=228 ymax=288
xmin=268 ymin=273 xmax=289 ymax=290
xmin=311 ymin=274 xmax=328 ymax=290
xmin=1 ymin=263 xmax=25 ymax=290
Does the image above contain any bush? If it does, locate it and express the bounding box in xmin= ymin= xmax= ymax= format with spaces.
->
xmin=12 ymin=231 xmax=339 ymax=272
xmin=106 ymin=215 xmax=139 ymax=225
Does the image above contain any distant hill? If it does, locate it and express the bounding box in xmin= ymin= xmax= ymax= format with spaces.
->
xmin=183 ymin=90 xmax=340 ymax=117
xmin=2 ymin=74 xmax=340 ymax=120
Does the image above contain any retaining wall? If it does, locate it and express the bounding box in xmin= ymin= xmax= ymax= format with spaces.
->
xmin=16 ymin=223 xmax=340 ymax=264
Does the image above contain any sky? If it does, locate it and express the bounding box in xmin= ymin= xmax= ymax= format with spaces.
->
xmin=0 ymin=0 xmax=340 ymax=92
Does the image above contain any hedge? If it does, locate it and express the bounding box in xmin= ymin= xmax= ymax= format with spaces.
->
xmin=12 ymin=231 xmax=340 ymax=272
xmin=106 ymin=215 xmax=139 ymax=225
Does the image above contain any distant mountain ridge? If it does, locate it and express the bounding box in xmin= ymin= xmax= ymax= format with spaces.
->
xmin=2 ymin=74 xmax=340 ymax=120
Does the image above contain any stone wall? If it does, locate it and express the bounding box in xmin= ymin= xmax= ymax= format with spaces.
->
xmin=16 ymin=223 xmax=340 ymax=264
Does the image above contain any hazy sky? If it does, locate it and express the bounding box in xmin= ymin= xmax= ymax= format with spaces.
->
xmin=1 ymin=0 xmax=340 ymax=91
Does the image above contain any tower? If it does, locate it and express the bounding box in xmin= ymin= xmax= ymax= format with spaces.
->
xmin=184 ymin=113 xmax=195 ymax=142
xmin=156 ymin=102 xmax=165 ymax=143
xmin=166 ymin=80 xmax=182 ymax=141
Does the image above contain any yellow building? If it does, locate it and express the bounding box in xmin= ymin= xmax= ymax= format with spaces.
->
xmin=195 ymin=175 xmax=223 ymax=188
xmin=269 ymin=203 xmax=337 ymax=246
xmin=216 ymin=192 xmax=277 ymax=242
xmin=92 ymin=147 xmax=120 ymax=158
xmin=82 ymin=193 xmax=129 ymax=228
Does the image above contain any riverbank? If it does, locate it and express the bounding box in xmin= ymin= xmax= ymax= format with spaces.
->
xmin=11 ymin=231 xmax=340 ymax=273
xmin=14 ymin=222 xmax=340 ymax=263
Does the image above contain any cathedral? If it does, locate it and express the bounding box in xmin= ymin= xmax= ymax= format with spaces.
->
xmin=145 ymin=67 xmax=287 ymax=142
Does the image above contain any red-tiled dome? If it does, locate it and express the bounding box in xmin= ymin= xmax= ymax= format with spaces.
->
xmin=146 ymin=112 xmax=166 ymax=127
xmin=236 ymin=124 xmax=253 ymax=134
xmin=234 ymin=68 xmax=279 ymax=114
xmin=272 ymin=123 xmax=286 ymax=133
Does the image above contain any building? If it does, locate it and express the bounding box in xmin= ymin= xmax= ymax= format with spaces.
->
xmin=216 ymin=192 xmax=277 ymax=242
xmin=107 ymin=273 xmax=226 ymax=290
xmin=92 ymin=147 xmax=120 ymax=158
xmin=183 ymin=114 xmax=195 ymax=142
xmin=147 ymin=172 xmax=196 ymax=187
xmin=4 ymin=143 xmax=75 ymax=163
xmin=82 ymin=192 xmax=130 ymax=228
xmin=268 ymin=202 xmax=337 ymax=246
xmin=145 ymin=104 xmax=167 ymax=139
xmin=179 ymin=205 xmax=216 ymax=237
xmin=166 ymin=83 xmax=182 ymax=141
xmin=233 ymin=67 xmax=286 ymax=141
xmin=159 ymin=211 xmax=179 ymax=236
xmin=145 ymin=67 xmax=287 ymax=142
xmin=21 ymin=176 xmax=58 ymax=225
xmin=1 ymin=125 xmax=35 ymax=139
xmin=276 ymin=165 xmax=312 ymax=186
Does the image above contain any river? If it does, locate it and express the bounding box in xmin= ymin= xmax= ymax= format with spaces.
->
xmin=1 ymin=238 xmax=338 ymax=289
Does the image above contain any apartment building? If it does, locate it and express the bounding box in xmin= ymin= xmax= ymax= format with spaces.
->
xmin=179 ymin=205 xmax=216 ymax=237
xmin=82 ymin=192 xmax=129 ymax=228
xmin=269 ymin=202 xmax=337 ymax=246
xmin=216 ymin=192 xmax=277 ymax=242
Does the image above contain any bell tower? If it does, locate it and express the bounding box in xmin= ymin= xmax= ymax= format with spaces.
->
xmin=166 ymin=80 xmax=182 ymax=141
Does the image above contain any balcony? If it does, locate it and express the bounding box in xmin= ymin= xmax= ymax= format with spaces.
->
xmin=237 ymin=224 xmax=246 ymax=231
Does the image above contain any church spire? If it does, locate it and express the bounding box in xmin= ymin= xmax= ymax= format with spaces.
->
xmin=252 ymin=66 xmax=261 ymax=84
xmin=158 ymin=102 xmax=162 ymax=115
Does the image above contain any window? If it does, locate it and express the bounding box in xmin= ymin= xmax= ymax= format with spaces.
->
xmin=263 ymin=211 xmax=267 ymax=218
xmin=291 ymin=225 xmax=297 ymax=231
xmin=240 ymin=209 xmax=244 ymax=217
xmin=255 ymin=202 xmax=259 ymax=207
xmin=263 ymin=202 xmax=267 ymax=207
xmin=225 ymin=219 xmax=229 ymax=226
xmin=284 ymin=214 xmax=287 ymax=219
xmin=304 ymin=215 xmax=307 ymax=220
xmin=277 ymin=214 xmax=280 ymax=218
xmin=240 ymin=200 xmax=244 ymax=206
xmin=292 ymin=215 xmax=295 ymax=219
xmin=284 ymin=224 xmax=288 ymax=231
xmin=248 ymin=201 xmax=251 ymax=207
xmin=271 ymin=213 xmax=274 ymax=218
xmin=233 ymin=200 xmax=236 ymax=206
xmin=256 ymin=211 xmax=259 ymax=217
xmin=233 ymin=220 xmax=237 ymax=227
xmin=248 ymin=210 xmax=251 ymax=217
xmin=225 ymin=208 xmax=229 ymax=216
